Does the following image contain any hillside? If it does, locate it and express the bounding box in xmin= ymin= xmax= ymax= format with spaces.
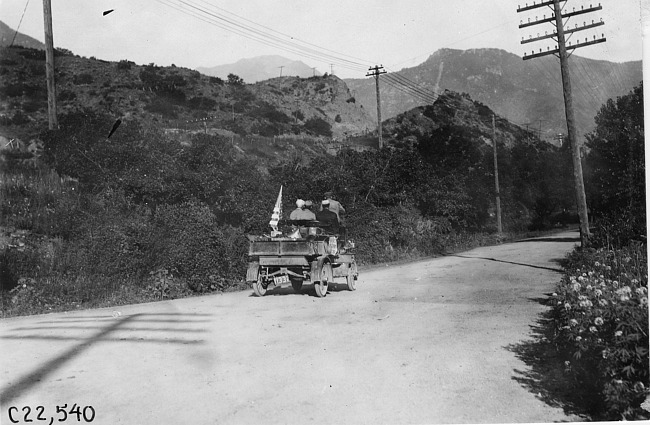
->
xmin=0 ymin=45 xmax=374 ymax=162
xmin=0 ymin=20 xmax=45 ymax=50
xmin=197 ymin=55 xmax=320 ymax=83
xmin=345 ymin=48 xmax=642 ymax=144
xmin=382 ymin=89 xmax=535 ymax=150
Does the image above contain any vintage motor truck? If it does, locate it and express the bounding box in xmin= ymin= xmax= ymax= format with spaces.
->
xmin=246 ymin=219 xmax=358 ymax=297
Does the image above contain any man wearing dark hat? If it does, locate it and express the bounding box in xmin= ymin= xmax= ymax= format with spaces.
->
xmin=316 ymin=199 xmax=339 ymax=233
xmin=320 ymin=191 xmax=345 ymax=222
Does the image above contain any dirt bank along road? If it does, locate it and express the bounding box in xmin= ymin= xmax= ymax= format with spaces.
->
xmin=0 ymin=230 xmax=583 ymax=424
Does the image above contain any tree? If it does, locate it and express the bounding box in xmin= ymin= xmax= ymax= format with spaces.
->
xmin=585 ymin=83 xmax=644 ymax=215
xmin=227 ymin=73 xmax=244 ymax=86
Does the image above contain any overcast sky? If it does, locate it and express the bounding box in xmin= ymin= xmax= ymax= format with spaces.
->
xmin=1 ymin=0 xmax=644 ymax=78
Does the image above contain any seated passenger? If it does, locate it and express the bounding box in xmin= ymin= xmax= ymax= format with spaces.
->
xmin=316 ymin=200 xmax=339 ymax=233
xmin=290 ymin=198 xmax=316 ymax=220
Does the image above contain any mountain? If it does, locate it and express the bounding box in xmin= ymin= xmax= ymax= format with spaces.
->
xmin=197 ymin=55 xmax=320 ymax=83
xmin=0 ymin=20 xmax=45 ymax=50
xmin=345 ymin=48 xmax=642 ymax=144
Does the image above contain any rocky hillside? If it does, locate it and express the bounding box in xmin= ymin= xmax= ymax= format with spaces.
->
xmin=0 ymin=45 xmax=373 ymax=151
xmin=346 ymin=48 xmax=642 ymax=144
xmin=382 ymin=90 xmax=540 ymax=150
xmin=197 ymin=55 xmax=319 ymax=83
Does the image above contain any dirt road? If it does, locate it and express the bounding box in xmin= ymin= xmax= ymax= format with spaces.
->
xmin=0 ymin=230 xmax=583 ymax=424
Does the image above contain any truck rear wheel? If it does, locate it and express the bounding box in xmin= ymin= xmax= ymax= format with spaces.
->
xmin=252 ymin=274 xmax=267 ymax=297
xmin=314 ymin=262 xmax=331 ymax=298
xmin=346 ymin=261 xmax=357 ymax=291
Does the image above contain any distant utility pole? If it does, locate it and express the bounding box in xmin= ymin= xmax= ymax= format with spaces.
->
xmin=492 ymin=114 xmax=503 ymax=234
xmin=278 ymin=66 xmax=284 ymax=77
xmin=43 ymin=0 xmax=58 ymax=129
xmin=366 ymin=65 xmax=387 ymax=149
xmin=330 ymin=64 xmax=334 ymax=75
xmin=518 ymin=0 xmax=605 ymax=246
xmin=312 ymin=67 xmax=316 ymax=77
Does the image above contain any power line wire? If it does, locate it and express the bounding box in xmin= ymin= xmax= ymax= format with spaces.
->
xmin=10 ymin=0 xmax=30 ymax=47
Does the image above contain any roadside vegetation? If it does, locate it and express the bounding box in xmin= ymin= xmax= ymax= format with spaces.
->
xmin=548 ymin=83 xmax=647 ymax=420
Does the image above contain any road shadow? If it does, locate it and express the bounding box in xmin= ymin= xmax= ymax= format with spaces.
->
xmin=505 ymin=298 xmax=600 ymax=421
xmin=0 ymin=312 xmax=209 ymax=405
xmin=515 ymin=237 xmax=580 ymax=243
xmin=446 ymin=254 xmax=563 ymax=273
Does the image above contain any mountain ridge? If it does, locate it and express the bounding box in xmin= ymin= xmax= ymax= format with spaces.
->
xmin=345 ymin=47 xmax=642 ymax=144
xmin=197 ymin=55 xmax=320 ymax=83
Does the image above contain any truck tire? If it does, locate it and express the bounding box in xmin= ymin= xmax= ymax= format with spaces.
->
xmin=314 ymin=262 xmax=331 ymax=298
xmin=252 ymin=274 xmax=267 ymax=297
xmin=346 ymin=261 xmax=358 ymax=291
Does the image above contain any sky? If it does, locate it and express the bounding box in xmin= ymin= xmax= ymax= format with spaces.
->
xmin=0 ymin=0 xmax=644 ymax=79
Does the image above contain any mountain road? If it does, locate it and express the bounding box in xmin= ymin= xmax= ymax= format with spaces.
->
xmin=0 ymin=230 xmax=584 ymax=424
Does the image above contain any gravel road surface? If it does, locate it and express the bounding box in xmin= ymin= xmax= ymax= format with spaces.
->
xmin=0 ymin=230 xmax=584 ymax=424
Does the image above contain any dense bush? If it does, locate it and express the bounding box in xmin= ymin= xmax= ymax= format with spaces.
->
xmin=303 ymin=116 xmax=332 ymax=137
xmin=73 ymin=73 xmax=94 ymax=85
xmin=552 ymin=243 xmax=648 ymax=419
xmin=151 ymin=202 xmax=249 ymax=291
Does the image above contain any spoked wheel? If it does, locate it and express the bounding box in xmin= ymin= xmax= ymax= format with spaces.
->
xmin=346 ymin=261 xmax=358 ymax=291
xmin=291 ymin=277 xmax=303 ymax=293
xmin=314 ymin=262 xmax=332 ymax=298
xmin=252 ymin=274 xmax=268 ymax=297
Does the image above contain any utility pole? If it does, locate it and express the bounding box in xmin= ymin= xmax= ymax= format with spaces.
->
xmin=518 ymin=0 xmax=605 ymax=246
xmin=492 ymin=114 xmax=503 ymax=234
xmin=366 ymin=65 xmax=387 ymax=149
xmin=43 ymin=0 xmax=58 ymax=129
xmin=278 ymin=66 xmax=284 ymax=77
xmin=312 ymin=67 xmax=316 ymax=77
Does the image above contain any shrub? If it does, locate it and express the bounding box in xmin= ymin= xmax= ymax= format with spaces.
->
xmin=187 ymin=96 xmax=217 ymax=111
xmin=304 ymin=116 xmax=332 ymax=137
xmin=552 ymin=244 xmax=648 ymax=419
xmin=117 ymin=60 xmax=134 ymax=70
xmin=151 ymin=202 xmax=248 ymax=292
xmin=73 ymin=73 xmax=94 ymax=84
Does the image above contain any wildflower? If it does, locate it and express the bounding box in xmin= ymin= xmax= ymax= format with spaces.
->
xmin=614 ymin=379 xmax=623 ymax=385
xmin=588 ymin=271 xmax=594 ymax=277
xmin=602 ymin=350 xmax=608 ymax=359
xmin=640 ymin=297 xmax=648 ymax=306
xmin=615 ymin=330 xmax=623 ymax=337
xmin=594 ymin=317 xmax=604 ymax=326
xmin=586 ymin=285 xmax=593 ymax=290
xmin=582 ymin=272 xmax=587 ymax=277
xmin=606 ymin=266 xmax=612 ymax=271
xmin=579 ymin=300 xmax=593 ymax=308
xmin=635 ymin=286 xmax=646 ymax=295
xmin=634 ymin=382 xmax=645 ymax=392
xmin=572 ymin=283 xmax=581 ymax=291
xmin=589 ymin=326 xmax=597 ymax=333
xmin=565 ymin=303 xmax=572 ymax=311
xmin=594 ymin=261 xmax=601 ymax=267
xmin=599 ymin=299 xmax=608 ymax=307
xmin=552 ymin=292 xmax=557 ymax=297
xmin=569 ymin=319 xmax=578 ymax=327
xmin=619 ymin=294 xmax=630 ymax=302
xmin=576 ymin=336 xmax=582 ymax=342
xmin=631 ymin=279 xmax=639 ymax=284
xmin=595 ymin=289 xmax=603 ymax=297
xmin=613 ymin=280 xmax=619 ymax=288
